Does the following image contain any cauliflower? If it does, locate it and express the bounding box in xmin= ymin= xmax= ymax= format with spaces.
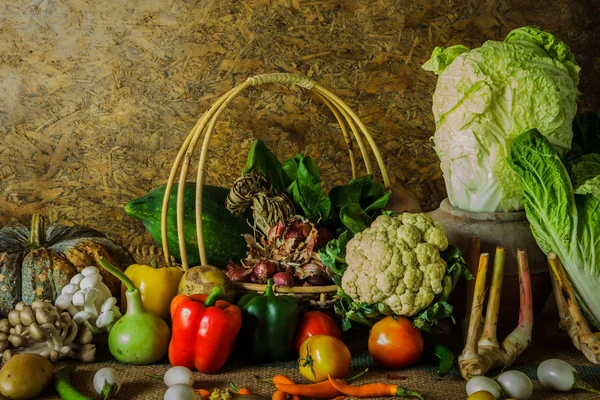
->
xmin=341 ymin=213 xmax=449 ymax=316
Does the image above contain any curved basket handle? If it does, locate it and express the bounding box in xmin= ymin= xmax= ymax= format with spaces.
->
xmin=162 ymin=73 xmax=390 ymax=270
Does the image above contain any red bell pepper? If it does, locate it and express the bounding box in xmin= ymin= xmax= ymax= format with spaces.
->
xmin=168 ymin=286 xmax=242 ymax=373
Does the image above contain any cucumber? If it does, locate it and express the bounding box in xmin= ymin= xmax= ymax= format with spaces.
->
xmin=125 ymin=183 xmax=253 ymax=268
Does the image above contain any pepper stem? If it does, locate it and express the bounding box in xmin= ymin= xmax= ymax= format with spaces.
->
xmin=25 ymin=214 xmax=46 ymax=249
xmin=264 ymin=278 xmax=275 ymax=296
xmin=395 ymin=386 xmax=424 ymax=399
xmin=204 ymin=286 xmax=224 ymax=307
xmin=98 ymin=257 xmax=137 ymax=292
xmin=346 ymin=368 xmax=369 ymax=383
xmin=574 ymin=372 xmax=600 ymax=394
xmin=228 ymin=380 xmax=241 ymax=393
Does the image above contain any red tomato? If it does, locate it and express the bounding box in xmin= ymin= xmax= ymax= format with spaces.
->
xmin=368 ymin=316 xmax=424 ymax=369
xmin=294 ymin=311 xmax=342 ymax=352
xmin=298 ymin=335 xmax=351 ymax=382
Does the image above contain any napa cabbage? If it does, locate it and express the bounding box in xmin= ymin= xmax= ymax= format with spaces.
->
xmin=509 ymin=113 xmax=600 ymax=328
xmin=423 ymin=26 xmax=581 ymax=212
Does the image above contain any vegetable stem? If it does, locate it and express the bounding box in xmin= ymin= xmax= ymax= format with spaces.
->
xmin=204 ymin=286 xmax=224 ymax=307
xmin=100 ymin=381 xmax=119 ymax=400
xmin=98 ymin=257 xmax=137 ymax=292
xmin=461 ymin=253 xmax=489 ymax=362
xmin=479 ymin=247 xmax=506 ymax=348
xmin=264 ymin=278 xmax=275 ymax=296
xmin=574 ymin=372 xmax=600 ymax=394
xmin=25 ymin=214 xmax=46 ymax=249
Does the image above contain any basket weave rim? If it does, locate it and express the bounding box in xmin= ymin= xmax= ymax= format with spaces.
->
xmin=232 ymin=282 xmax=338 ymax=293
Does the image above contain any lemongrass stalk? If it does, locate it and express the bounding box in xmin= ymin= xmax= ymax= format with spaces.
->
xmin=548 ymin=255 xmax=581 ymax=347
xmin=501 ymin=249 xmax=533 ymax=361
xmin=458 ymin=253 xmax=488 ymax=379
xmin=479 ymin=247 xmax=506 ymax=349
xmin=463 ymin=238 xmax=481 ymax=333
xmin=548 ymin=252 xmax=600 ymax=364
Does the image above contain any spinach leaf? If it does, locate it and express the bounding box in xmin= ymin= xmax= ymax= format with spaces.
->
xmin=284 ymin=155 xmax=331 ymax=222
xmin=243 ymin=139 xmax=286 ymax=192
xmin=340 ymin=203 xmax=370 ymax=233
xmin=329 ymin=174 xmax=390 ymax=233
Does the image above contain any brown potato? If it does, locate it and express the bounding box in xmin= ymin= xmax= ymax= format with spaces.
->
xmin=0 ymin=354 xmax=52 ymax=399
xmin=178 ymin=265 xmax=235 ymax=303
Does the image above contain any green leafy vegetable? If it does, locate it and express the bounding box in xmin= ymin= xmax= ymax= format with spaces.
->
xmin=509 ymin=128 xmax=600 ymax=329
xmin=284 ymin=154 xmax=331 ymax=222
xmin=339 ymin=203 xmax=370 ymax=233
xmin=243 ymin=139 xmax=286 ymax=193
xmin=571 ymin=154 xmax=600 ymax=199
xmin=328 ymin=175 xmax=390 ymax=233
xmin=422 ymin=26 xmax=580 ymax=212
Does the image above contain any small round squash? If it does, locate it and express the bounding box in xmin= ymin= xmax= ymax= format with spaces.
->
xmin=178 ymin=265 xmax=235 ymax=303
xmin=0 ymin=354 xmax=53 ymax=399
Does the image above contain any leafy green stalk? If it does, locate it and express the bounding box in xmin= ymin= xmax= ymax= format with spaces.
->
xmin=509 ymin=128 xmax=600 ymax=329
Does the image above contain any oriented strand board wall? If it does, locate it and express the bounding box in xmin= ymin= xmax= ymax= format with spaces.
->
xmin=1 ymin=0 xmax=599 ymax=254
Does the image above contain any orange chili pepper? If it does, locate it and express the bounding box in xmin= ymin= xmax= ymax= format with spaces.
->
xmin=271 ymin=375 xmax=295 ymax=385
xmin=274 ymin=369 xmax=369 ymax=399
xmin=327 ymin=374 xmax=424 ymax=399
xmin=272 ymin=389 xmax=287 ymax=400
xmin=264 ymin=375 xmax=300 ymax=400
xmin=275 ymin=381 xmax=341 ymax=399
xmin=229 ymin=380 xmax=252 ymax=395
xmin=195 ymin=388 xmax=211 ymax=400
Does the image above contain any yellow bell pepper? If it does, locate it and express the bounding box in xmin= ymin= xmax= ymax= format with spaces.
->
xmin=120 ymin=263 xmax=183 ymax=320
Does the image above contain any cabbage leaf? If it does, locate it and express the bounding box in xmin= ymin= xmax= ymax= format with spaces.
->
xmin=509 ymin=128 xmax=600 ymax=329
xmin=423 ymin=26 xmax=581 ymax=212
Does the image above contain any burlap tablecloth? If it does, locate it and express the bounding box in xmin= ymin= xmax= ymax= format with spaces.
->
xmin=19 ymin=302 xmax=600 ymax=400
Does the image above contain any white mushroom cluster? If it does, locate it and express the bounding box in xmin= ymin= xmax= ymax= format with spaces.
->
xmin=55 ymin=266 xmax=123 ymax=334
xmin=0 ymin=300 xmax=95 ymax=363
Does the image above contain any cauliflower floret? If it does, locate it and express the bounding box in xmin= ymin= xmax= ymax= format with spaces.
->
xmin=341 ymin=212 xmax=449 ymax=316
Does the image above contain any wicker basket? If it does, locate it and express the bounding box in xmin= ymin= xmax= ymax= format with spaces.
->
xmin=159 ymin=73 xmax=391 ymax=310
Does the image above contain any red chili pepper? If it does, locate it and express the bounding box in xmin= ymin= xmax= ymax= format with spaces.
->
xmin=168 ymin=287 xmax=242 ymax=374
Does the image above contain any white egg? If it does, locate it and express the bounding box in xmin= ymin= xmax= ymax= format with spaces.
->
xmin=466 ymin=376 xmax=502 ymax=399
xmin=164 ymin=366 xmax=195 ymax=387
xmin=497 ymin=370 xmax=533 ymax=400
xmin=164 ymin=384 xmax=196 ymax=400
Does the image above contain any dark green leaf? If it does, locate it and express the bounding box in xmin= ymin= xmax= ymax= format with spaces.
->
xmin=571 ymin=153 xmax=600 ymax=199
xmin=413 ymin=301 xmax=455 ymax=332
xmin=282 ymin=154 xmax=303 ymax=186
xmin=243 ymin=139 xmax=285 ymax=192
xmin=340 ymin=203 xmax=371 ymax=233
xmin=286 ymin=156 xmax=331 ymax=221
xmin=364 ymin=190 xmax=391 ymax=212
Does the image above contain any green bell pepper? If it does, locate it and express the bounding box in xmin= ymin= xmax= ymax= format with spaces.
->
xmin=237 ymin=278 xmax=299 ymax=363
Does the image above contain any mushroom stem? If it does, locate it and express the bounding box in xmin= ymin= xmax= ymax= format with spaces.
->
xmin=63 ymin=320 xmax=79 ymax=346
